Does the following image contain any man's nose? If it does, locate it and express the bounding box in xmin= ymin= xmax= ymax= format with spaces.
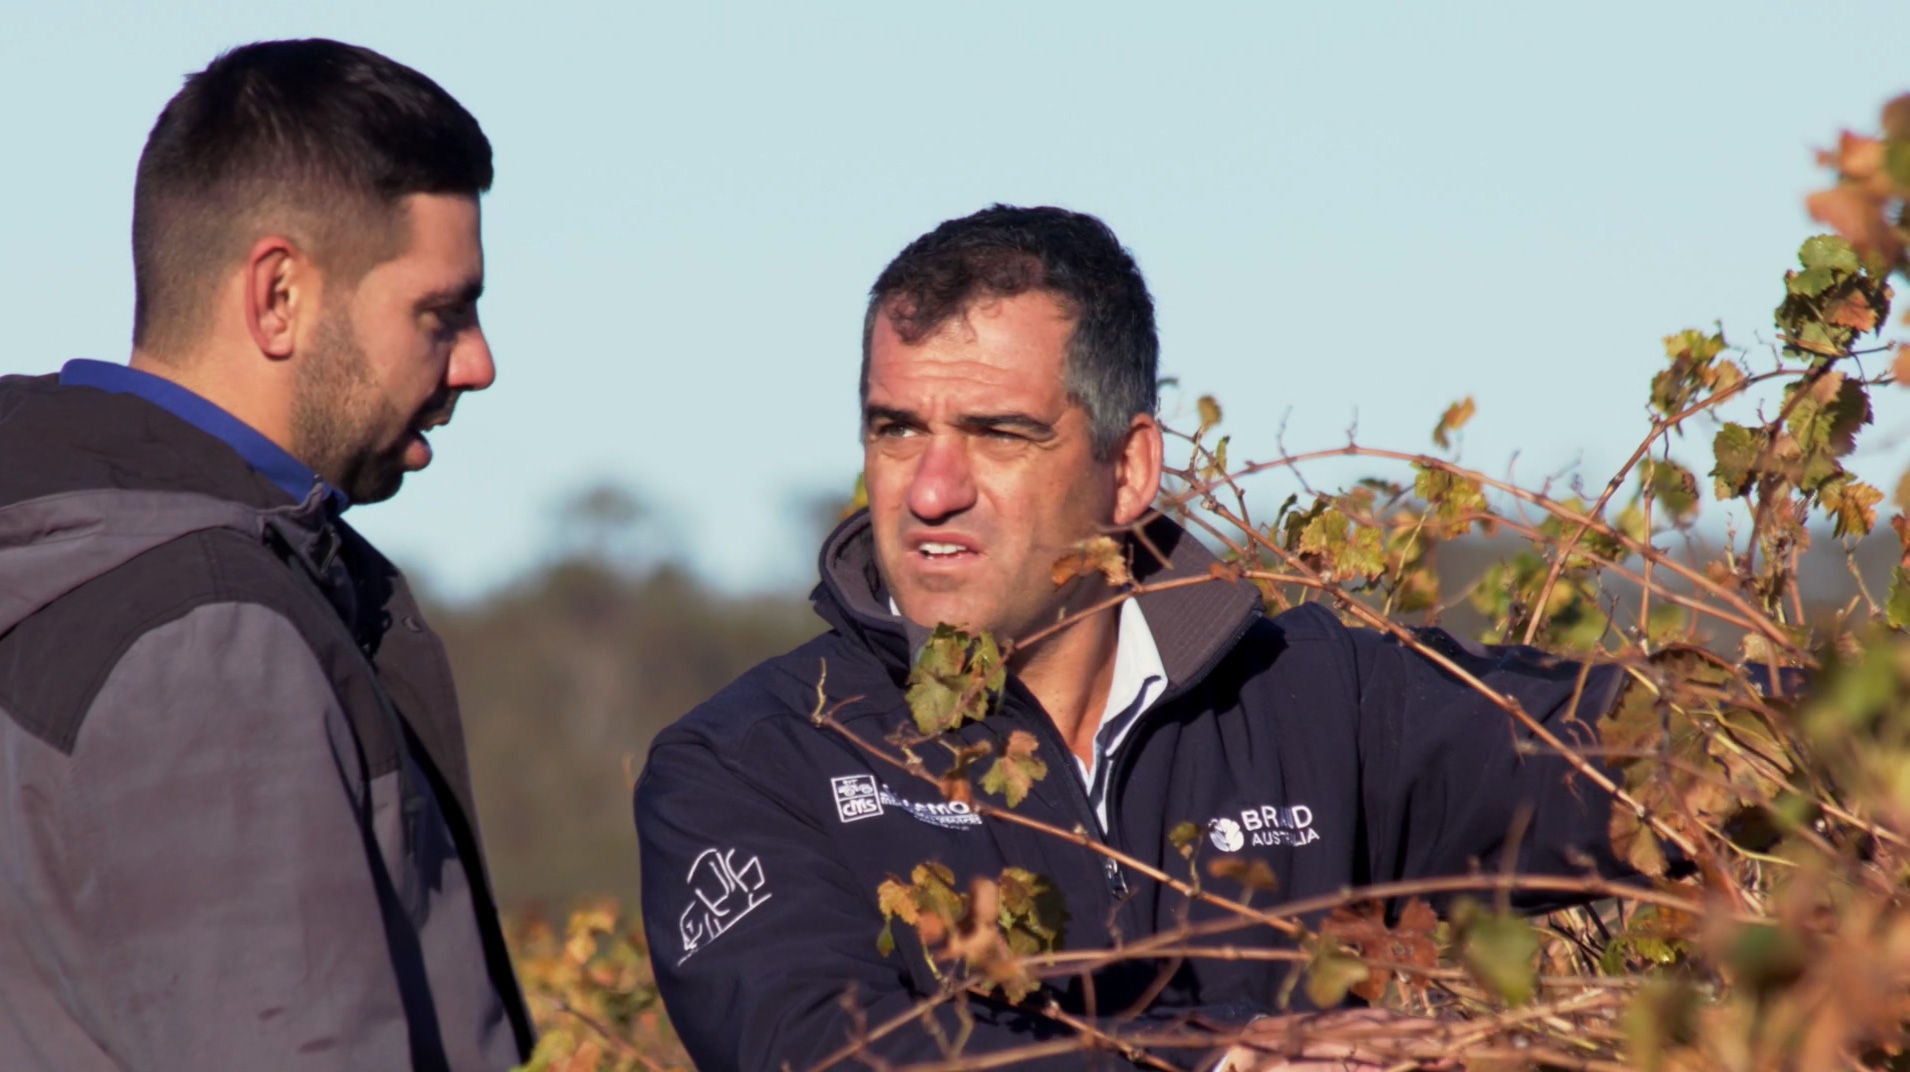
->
xmin=449 ymin=327 xmax=496 ymax=392
xmin=906 ymin=435 xmax=976 ymax=522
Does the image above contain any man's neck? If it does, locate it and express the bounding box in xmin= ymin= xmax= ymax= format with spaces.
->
xmin=1013 ymin=606 xmax=1120 ymax=765
xmin=130 ymin=345 xmax=294 ymax=454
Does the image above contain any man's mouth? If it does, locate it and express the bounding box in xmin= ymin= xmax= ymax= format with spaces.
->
xmin=413 ymin=393 xmax=459 ymax=435
xmin=910 ymin=536 xmax=981 ymax=562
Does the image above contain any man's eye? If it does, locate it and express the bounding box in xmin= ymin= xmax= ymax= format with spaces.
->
xmin=980 ymin=427 xmax=1023 ymax=441
xmin=871 ymin=423 xmax=916 ymax=439
xmin=429 ymin=304 xmax=476 ymax=335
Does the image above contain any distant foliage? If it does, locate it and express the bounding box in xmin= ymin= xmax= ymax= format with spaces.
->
xmin=437 ymin=557 xmax=817 ymax=904
xmin=509 ymin=901 xmax=690 ymax=1072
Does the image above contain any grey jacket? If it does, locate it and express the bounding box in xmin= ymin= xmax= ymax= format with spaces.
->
xmin=0 ymin=374 xmax=532 ymax=1070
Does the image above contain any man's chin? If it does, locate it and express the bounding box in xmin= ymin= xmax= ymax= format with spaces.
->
xmin=336 ymin=456 xmax=407 ymax=505
xmin=890 ymin=591 xmax=980 ymax=633
xmin=348 ymin=477 xmax=404 ymax=505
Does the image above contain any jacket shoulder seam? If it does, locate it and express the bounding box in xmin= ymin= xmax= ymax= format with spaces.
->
xmin=0 ymin=531 xmax=325 ymax=753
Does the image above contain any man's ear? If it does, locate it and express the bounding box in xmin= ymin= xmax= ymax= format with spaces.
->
xmin=242 ymin=236 xmax=310 ymax=359
xmin=1112 ymin=413 xmax=1165 ymax=526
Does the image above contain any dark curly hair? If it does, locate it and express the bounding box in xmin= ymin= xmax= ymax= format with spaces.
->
xmin=861 ymin=205 xmax=1158 ymax=461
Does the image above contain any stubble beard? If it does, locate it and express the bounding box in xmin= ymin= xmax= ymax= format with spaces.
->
xmin=291 ymin=309 xmax=408 ymax=505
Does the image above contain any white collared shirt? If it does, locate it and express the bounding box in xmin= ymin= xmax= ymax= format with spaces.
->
xmin=1075 ymin=598 xmax=1167 ymax=833
xmin=891 ymin=596 xmax=1168 ymax=833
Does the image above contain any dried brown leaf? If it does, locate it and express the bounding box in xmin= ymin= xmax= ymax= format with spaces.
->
xmin=1050 ymin=534 xmax=1131 ymax=588
xmin=1807 ymin=186 xmax=1903 ymax=265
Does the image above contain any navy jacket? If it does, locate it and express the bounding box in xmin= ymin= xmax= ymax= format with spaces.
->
xmin=634 ymin=513 xmax=1624 ymax=1071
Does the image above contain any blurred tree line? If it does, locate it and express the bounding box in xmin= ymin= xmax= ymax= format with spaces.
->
xmin=423 ymin=485 xmax=826 ymax=906
xmin=426 ymin=483 xmax=1903 ymax=911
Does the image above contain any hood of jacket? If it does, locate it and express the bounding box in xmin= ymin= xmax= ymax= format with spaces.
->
xmin=0 ymin=373 xmax=335 ymax=636
xmin=811 ymin=508 xmax=1267 ymax=693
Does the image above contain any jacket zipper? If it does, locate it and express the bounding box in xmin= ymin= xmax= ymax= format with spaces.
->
xmin=1097 ymin=606 xmax=1261 ymax=897
xmin=1001 ymin=682 xmax=1130 ymax=900
xmin=1001 ymin=605 xmax=1261 ymax=906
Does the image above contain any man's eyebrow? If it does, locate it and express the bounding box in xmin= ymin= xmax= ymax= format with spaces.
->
xmin=420 ymin=279 xmax=484 ymax=307
xmin=863 ymin=404 xmax=919 ymax=427
xmin=956 ymin=413 xmax=1056 ymax=438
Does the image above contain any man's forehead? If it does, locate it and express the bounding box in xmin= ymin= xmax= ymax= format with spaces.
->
xmin=881 ymin=288 xmax=1074 ymax=343
xmin=864 ymin=341 xmax=1068 ymax=398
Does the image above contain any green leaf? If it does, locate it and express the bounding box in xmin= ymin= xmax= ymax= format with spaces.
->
xmin=978 ymin=632 xmax=1006 ymax=694
xmin=1886 ymin=139 xmax=1910 ymax=191
xmin=905 ymin=625 xmax=1006 ymax=734
xmin=877 ymin=876 xmax=919 ymax=925
xmin=1455 ymin=903 xmax=1540 ymax=1005
xmin=912 ymin=862 xmax=965 ymax=922
xmin=1662 ymin=328 xmax=1727 ymax=364
xmin=1413 ymin=465 xmax=1489 ymax=536
xmin=1432 ymin=396 xmax=1476 ymax=450
xmin=1197 ymin=395 xmax=1222 ymax=435
xmin=1820 ymin=477 xmax=1883 ymax=537
xmin=1168 ymin=821 xmax=1201 ymax=859
xmin=1786 ymin=373 xmax=1872 ymax=459
xmin=1786 ymin=264 xmax=1838 ymax=298
xmin=1287 ymin=499 xmax=1390 ymax=584
xmin=1823 ymin=375 xmax=1873 ymax=457
xmin=1798 ymin=233 xmax=1861 ymax=273
xmin=1337 ymin=525 xmax=1386 ymax=582
xmin=1296 ymin=505 xmax=1348 ymax=559
xmin=1651 ymin=330 xmax=1731 ymax=419
xmin=1304 ymin=946 xmax=1373 ymax=1009
xmin=995 ymin=866 xmax=1066 ymax=948
xmin=1888 ymin=567 xmax=1910 ymax=630
xmin=980 ymin=729 xmax=1048 ymax=806
xmin=906 ymin=678 xmax=962 ymax=735
xmin=1639 ymin=459 xmax=1700 ymax=525
xmin=1710 ymin=422 xmax=1766 ymax=499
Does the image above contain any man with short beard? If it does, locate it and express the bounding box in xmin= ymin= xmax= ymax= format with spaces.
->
xmin=0 ymin=40 xmax=530 ymax=1069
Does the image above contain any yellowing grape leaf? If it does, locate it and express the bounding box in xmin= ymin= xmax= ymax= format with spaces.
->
xmin=980 ymin=729 xmax=1048 ymax=806
xmin=1432 ymin=396 xmax=1476 ymax=450
xmin=1050 ymin=534 xmax=1131 ymax=588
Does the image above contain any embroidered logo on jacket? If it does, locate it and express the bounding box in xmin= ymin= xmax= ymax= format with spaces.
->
xmin=1208 ymin=803 xmax=1318 ymax=851
xmin=832 ymin=774 xmax=883 ymax=822
xmin=827 ymin=775 xmax=983 ymax=830
xmin=879 ymin=783 xmax=982 ymax=829
xmin=1209 ymin=817 xmax=1245 ymax=851
xmin=677 ymin=847 xmax=771 ymax=964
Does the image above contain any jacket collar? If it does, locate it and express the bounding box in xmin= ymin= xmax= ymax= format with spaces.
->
xmin=811 ymin=510 xmax=1264 ymax=692
xmin=59 ymin=360 xmax=349 ymax=513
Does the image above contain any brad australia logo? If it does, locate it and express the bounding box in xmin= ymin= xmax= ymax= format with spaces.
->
xmin=676 ymin=847 xmax=771 ymax=965
xmin=832 ymin=774 xmax=884 ymax=822
xmin=1208 ymin=803 xmax=1318 ymax=851
xmin=1209 ymin=817 xmax=1245 ymax=852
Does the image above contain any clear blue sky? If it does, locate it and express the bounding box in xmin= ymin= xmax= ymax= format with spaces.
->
xmin=5 ymin=2 xmax=1907 ymax=600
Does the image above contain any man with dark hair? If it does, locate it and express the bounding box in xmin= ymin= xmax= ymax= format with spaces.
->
xmin=0 ymin=40 xmax=530 ymax=1069
xmin=636 ymin=204 xmax=1628 ymax=1070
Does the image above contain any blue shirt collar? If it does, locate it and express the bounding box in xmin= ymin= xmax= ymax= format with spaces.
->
xmin=59 ymin=359 xmax=350 ymax=512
